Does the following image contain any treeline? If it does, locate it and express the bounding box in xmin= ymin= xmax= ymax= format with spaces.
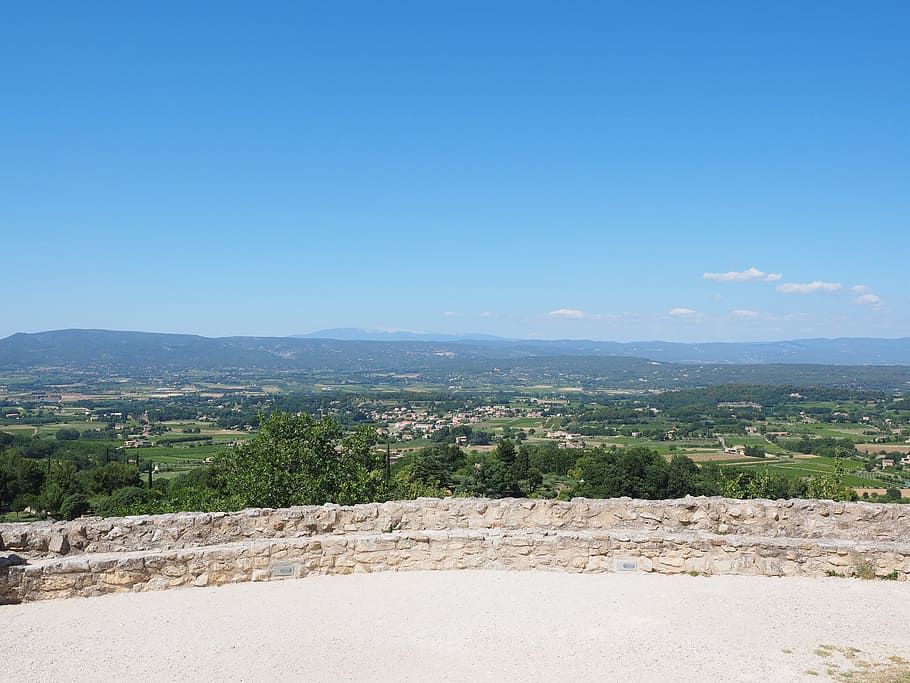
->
xmin=0 ymin=410 xmax=868 ymax=521
xmin=395 ymin=442 xmax=854 ymax=502
xmin=429 ymin=425 xmax=496 ymax=445
xmin=0 ymin=432 xmax=141 ymax=520
xmin=778 ymin=436 xmax=858 ymax=458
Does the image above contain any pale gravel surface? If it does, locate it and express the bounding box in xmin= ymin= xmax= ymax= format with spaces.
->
xmin=3 ymin=571 xmax=909 ymax=682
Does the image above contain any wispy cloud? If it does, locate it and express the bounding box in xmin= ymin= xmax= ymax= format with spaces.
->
xmin=549 ymin=309 xmax=614 ymax=321
xmin=730 ymin=309 xmax=761 ymax=319
xmin=776 ymin=281 xmax=842 ymax=294
xmin=547 ymin=309 xmax=635 ymax=322
xmin=669 ymin=307 xmax=697 ymax=316
xmin=851 ymin=285 xmax=882 ymax=306
xmin=443 ymin=311 xmax=461 ymax=318
xmin=479 ymin=311 xmax=497 ymax=319
xmin=549 ymin=308 xmax=588 ymax=319
xmin=703 ymin=267 xmax=782 ymax=283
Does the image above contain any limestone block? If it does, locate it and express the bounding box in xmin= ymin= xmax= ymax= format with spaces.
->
xmin=161 ymin=563 xmax=187 ymax=578
xmin=684 ymin=557 xmax=709 ymax=574
xmin=58 ymin=558 xmax=90 ymax=574
xmin=103 ymin=571 xmax=144 ymax=586
xmin=656 ymin=555 xmax=685 ymax=569
xmin=116 ymin=557 xmax=145 ymax=572
xmin=761 ymin=560 xmax=783 ymax=576
xmin=144 ymin=577 xmax=171 ymax=591
xmin=39 ymin=574 xmax=78 ymax=591
xmin=711 ymin=559 xmax=733 ymax=574
xmin=2 ymin=530 xmax=27 ymax=550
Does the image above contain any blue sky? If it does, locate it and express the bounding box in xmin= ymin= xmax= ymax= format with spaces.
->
xmin=2 ymin=1 xmax=908 ymax=342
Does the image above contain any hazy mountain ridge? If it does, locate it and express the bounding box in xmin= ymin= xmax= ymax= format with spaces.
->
xmin=293 ymin=328 xmax=508 ymax=342
xmin=2 ymin=329 xmax=910 ymax=390
xmin=300 ymin=329 xmax=910 ymax=365
xmin=4 ymin=330 xmax=910 ymax=369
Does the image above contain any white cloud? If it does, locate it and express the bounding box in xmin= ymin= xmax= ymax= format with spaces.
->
xmin=776 ymin=281 xmax=842 ymax=294
xmin=549 ymin=309 xmax=588 ymax=319
xmin=730 ymin=309 xmax=760 ymax=319
xmin=547 ymin=309 xmax=634 ymax=322
xmin=703 ymin=267 xmax=782 ymax=283
xmin=479 ymin=311 xmax=497 ymax=319
xmin=848 ymin=284 xmax=883 ymax=306
xmin=669 ymin=308 xmax=697 ymax=316
xmin=443 ymin=311 xmax=461 ymax=318
xmin=853 ymin=287 xmax=882 ymax=306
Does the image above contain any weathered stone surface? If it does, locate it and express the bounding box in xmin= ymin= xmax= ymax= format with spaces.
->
xmin=48 ymin=534 xmax=69 ymax=555
xmin=2 ymin=497 xmax=909 ymax=603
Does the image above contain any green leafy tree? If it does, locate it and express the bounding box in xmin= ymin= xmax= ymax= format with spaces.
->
xmin=59 ymin=492 xmax=91 ymax=520
xmin=574 ymin=447 xmax=673 ymax=499
xmin=805 ymin=459 xmax=856 ymax=501
xmin=467 ymin=456 xmax=523 ymax=498
xmin=494 ymin=438 xmax=517 ymax=467
xmin=514 ymin=445 xmax=531 ymax=480
xmin=41 ymin=460 xmax=85 ymax=517
xmin=85 ymin=462 xmax=141 ymax=495
xmin=220 ymin=410 xmax=388 ymax=508
xmin=92 ymin=486 xmax=150 ymax=516
xmin=55 ymin=427 xmax=80 ymax=441
xmin=666 ymin=455 xmax=699 ymax=498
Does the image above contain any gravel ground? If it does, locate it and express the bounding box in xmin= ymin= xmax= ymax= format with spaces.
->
xmin=3 ymin=571 xmax=909 ymax=682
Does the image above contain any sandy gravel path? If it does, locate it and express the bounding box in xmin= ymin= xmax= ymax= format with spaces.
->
xmin=3 ymin=571 xmax=908 ymax=682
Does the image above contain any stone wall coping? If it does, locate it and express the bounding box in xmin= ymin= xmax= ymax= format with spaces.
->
xmin=5 ymin=500 xmax=909 ymax=603
xmin=12 ymin=528 xmax=910 ymax=577
xmin=4 ymin=496 xmax=910 ymax=561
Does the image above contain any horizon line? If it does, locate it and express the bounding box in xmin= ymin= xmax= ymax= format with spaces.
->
xmin=3 ymin=327 xmax=910 ymax=346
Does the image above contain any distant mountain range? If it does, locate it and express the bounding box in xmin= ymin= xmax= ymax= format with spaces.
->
xmin=2 ymin=329 xmax=910 ymax=369
xmin=2 ymin=329 xmax=910 ymax=390
xmin=298 ymin=329 xmax=910 ymax=365
xmin=293 ymin=328 xmax=507 ymax=342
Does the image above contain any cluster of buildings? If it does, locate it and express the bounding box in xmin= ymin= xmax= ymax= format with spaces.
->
xmin=369 ymin=401 xmax=548 ymax=442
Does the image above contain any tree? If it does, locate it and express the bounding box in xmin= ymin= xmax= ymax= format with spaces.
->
xmin=805 ymin=459 xmax=856 ymax=501
xmin=55 ymin=427 xmax=80 ymax=441
xmin=60 ymin=492 xmax=91 ymax=520
xmin=220 ymin=410 xmax=388 ymax=508
xmin=666 ymin=455 xmax=699 ymax=498
xmin=467 ymin=456 xmax=523 ymax=498
xmin=526 ymin=467 xmax=543 ymax=491
xmin=514 ymin=445 xmax=530 ymax=480
xmin=573 ymin=447 xmax=691 ymax=500
xmin=494 ymin=439 xmax=517 ymax=467
xmin=40 ymin=460 xmax=84 ymax=517
xmin=86 ymin=462 xmax=141 ymax=495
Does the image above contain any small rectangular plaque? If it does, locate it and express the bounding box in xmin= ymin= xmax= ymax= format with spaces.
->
xmin=271 ymin=564 xmax=295 ymax=578
xmin=615 ymin=558 xmax=638 ymax=572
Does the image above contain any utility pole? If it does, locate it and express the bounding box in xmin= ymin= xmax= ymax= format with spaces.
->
xmin=385 ymin=440 xmax=391 ymax=481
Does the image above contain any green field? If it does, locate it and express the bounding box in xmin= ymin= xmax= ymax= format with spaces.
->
xmin=733 ymin=455 xmax=886 ymax=488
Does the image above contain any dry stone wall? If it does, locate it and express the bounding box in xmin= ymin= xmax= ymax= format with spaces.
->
xmin=2 ymin=497 xmax=909 ymax=603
